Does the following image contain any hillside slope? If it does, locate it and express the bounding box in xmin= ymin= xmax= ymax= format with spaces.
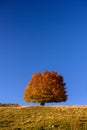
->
xmin=0 ymin=106 xmax=87 ymax=130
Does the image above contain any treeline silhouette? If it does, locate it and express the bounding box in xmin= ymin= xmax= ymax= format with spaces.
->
xmin=0 ymin=103 xmax=20 ymax=107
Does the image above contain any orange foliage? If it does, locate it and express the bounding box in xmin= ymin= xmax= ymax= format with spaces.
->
xmin=24 ymin=71 xmax=67 ymax=105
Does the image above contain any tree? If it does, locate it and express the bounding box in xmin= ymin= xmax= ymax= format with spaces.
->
xmin=23 ymin=71 xmax=67 ymax=106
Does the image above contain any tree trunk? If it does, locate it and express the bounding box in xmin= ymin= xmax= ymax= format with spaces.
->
xmin=40 ymin=102 xmax=45 ymax=106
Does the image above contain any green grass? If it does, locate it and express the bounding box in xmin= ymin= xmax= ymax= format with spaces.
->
xmin=0 ymin=106 xmax=87 ymax=130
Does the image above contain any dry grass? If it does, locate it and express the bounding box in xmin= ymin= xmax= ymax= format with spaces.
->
xmin=0 ymin=106 xmax=87 ymax=130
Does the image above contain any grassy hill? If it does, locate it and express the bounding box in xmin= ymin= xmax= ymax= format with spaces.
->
xmin=0 ymin=105 xmax=87 ymax=130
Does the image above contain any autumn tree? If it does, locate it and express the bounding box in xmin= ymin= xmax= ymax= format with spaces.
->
xmin=24 ymin=71 xmax=67 ymax=106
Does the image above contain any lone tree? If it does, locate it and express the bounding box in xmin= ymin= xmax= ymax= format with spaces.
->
xmin=24 ymin=71 xmax=67 ymax=106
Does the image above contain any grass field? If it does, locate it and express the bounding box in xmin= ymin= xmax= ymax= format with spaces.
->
xmin=0 ymin=106 xmax=87 ymax=130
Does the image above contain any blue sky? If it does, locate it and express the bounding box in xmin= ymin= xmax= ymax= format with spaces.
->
xmin=0 ymin=0 xmax=87 ymax=106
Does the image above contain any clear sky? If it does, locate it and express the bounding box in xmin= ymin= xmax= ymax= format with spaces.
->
xmin=0 ymin=0 xmax=87 ymax=106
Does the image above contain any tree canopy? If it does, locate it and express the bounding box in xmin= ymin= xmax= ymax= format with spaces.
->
xmin=24 ymin=71 xmax=67 ymax=105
